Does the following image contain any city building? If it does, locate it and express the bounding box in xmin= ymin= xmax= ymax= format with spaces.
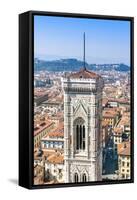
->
xmin=117 ymin=113 xmax=130 ymax=141
xmin=44 ymin=151 xmax=64 ymax=183
xmin=113 ymin=127 xmax=123 ymax=146
xmin=117 ymin=142 xmax=131 ymax=179
xmin=41 ymin=95 xmax=63 ymax=110
xmin=62 ymin=67 xmax=104 ymax=183
xmin=47 ymin=111 xmax=64 ymax=126
xmin=108 ymin=100 xmax=118 ymax=108
xmin=41 ymin=123 xmax=64 ymax=150
xmin=34 ymin=121 xmax=54 ymax=148
xmin=34 ymin=90 xmax=48 ymax=106
xmin=102 ymin=98 xmax=108 ymax=108
xmin=34 ymin=79 xmax=46 ymax=88
xmin=103 ymin=110 xmax=119 ymax=128
xmin=34 ymin=164 xmax=45 ymax=185
xmin=34 ymin=151 xmax=45 ymax=185
xmin=102 ymin=120 xmax=109 ymax=148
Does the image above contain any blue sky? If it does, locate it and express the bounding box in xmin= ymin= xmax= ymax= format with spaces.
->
xmin=34 ymin=15 xmax=131 ymax=65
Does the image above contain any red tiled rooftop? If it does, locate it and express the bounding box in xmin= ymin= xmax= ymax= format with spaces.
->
xmin=118 ymin=116 xmax=130 ymax=127
xmin=47 ymin=152 xmax=64 ymax=164
xmin=69 ymin=67 xmax=100 ymax=79
xmin=102 ymin=120 xmax=109 ymax=127
xmin=117 ymin=142 xmax=130 ymax=156
xmin=102 ymin=98 xmax=108 ymax=106
xmin=46 ymin=123 xmax=64 ymax=138
xmin=108 ymin=98 xmax=129 ymax=104
xmin=34 ymin=121 xmax=54 ymax=136
xmin=103 ymin=110 xmax=118 ymax=118
xmin=114 ymin=127 xmax=123 ymax=135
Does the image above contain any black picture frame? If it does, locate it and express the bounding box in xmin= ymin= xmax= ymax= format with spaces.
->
xmin=19 ymin=10 xmax=134 ymax=189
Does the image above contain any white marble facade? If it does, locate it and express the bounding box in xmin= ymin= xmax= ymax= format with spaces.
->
xmin=62 ymin=73 xmax=104 ymax=183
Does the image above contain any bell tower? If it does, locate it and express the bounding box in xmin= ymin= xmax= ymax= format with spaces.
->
xmin=62 ymin=33 xmax=104 ymax=183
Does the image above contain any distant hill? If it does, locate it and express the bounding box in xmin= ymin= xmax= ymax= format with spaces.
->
xmin=34 ymin=58 xmax=130 ymax=72
xmin=89 ymin=63 xmax=130 ymax=72
xmin=114 ymin=64 xmax=130 ymax=72
xmin=34 ymin=58 xmax=88 ymax=72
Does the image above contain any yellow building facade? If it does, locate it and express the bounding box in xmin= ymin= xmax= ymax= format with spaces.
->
xmin=118 ymin=142 xmax=130 ymax=179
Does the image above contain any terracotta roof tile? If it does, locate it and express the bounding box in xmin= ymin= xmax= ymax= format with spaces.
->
xmin=47 ymin=152 xmax=64 ymax=164
xmin=34 ymin=121 xmax=54 ymax=136
xmin=103 ymin=110 xmax=118 ymax=118
xmin=117 ymin=142 xmax=130 ymax=156
xmin=45 ymin=123 xmax=64 ymax=138
xmin=102 ymin=120 xmax=109 ymax=127
xmin=114 ymin=127 xmax=123 ymax=135
xmin=69 ymin=67 xmax=100 ymax=79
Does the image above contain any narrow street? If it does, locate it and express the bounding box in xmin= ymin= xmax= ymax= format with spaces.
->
xmin=103 ymin=135 xmax=118 ymax=175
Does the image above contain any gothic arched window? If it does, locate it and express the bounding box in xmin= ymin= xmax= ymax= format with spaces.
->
xmin=80 ymin=125 xmax=82 ymax=149
xmin=74 ymin=173 xmax=79 ymax=183
xmin=75 ymin=118 xmax=86 ymax=151
xmin=82 ymin=173 xmax=87 ymax=182
xmin=76 ymin=125 xmax=79 ymax=150
xmin=82 ymin=125 xmax=85 ymax=150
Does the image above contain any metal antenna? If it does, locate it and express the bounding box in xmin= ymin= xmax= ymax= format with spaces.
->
xmin=83 ymin=32 xmax=86 ymax=70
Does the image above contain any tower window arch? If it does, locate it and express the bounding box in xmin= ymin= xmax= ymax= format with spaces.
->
xmin=76 ymin=125 xmax=79 ymax=150
xmin=82 ymin=173 xmax=87 ymax=182
xmin=74 ymin=118 xmax=86 ymax=151
xmin=82 ymin=125 xmax=85 ymax=150
xmin=74 ymin=173 xmax=79 ymax=183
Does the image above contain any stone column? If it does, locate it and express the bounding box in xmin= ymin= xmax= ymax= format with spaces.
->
xmin=70 ymin=104 xmax=74 ymax=158
xmin=90 ymin=160 xmax=96 ymax=181
xmin=64 ymin=93 xmax=70 ymax=158
xmin=64 ymin=160 xmax=70 ymax=183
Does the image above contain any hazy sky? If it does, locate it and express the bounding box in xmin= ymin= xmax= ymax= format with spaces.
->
xmin=34 ymin=15 xmax=131 ymax=65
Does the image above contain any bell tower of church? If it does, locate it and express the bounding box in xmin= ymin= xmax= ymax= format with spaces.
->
xmin=62 ymin=33 xmax=104 ymax=183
